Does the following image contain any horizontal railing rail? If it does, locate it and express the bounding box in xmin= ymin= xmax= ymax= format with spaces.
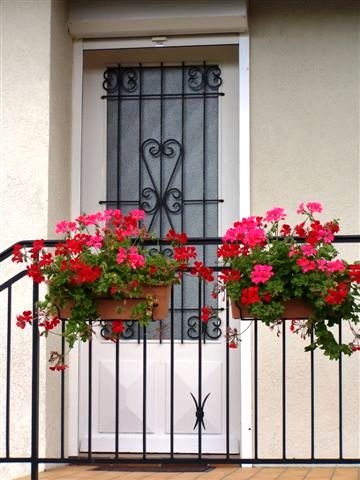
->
xmin=1 ymin=236 xmax=360 ymax=480
xmin=2 ymin=235 xmax=360 ymax=262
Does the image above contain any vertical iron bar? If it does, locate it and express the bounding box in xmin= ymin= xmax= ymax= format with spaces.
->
xmin=60 ymin=320 xmax=65 ymax=459
xmin=138 ymin=64 xmax=143 ymax=347
xmin=181 ymin=62 xmax=185 ymax=344
xmin=158 ymin=63 xmax=164 ymax=343
xmin=117 ymin=64 xmax=121 ymax=208
xmin=310 ymin=330 xmax=315 ymax=459
xmin=338 ymin=322 xmax=343 ymax=459
xmin=115 ymin=336 xmax=120 ymax=458
xmin=254 ymin=320 xmax=258 ymax=460
xmin=87 ymin=320 xmax=92 ymax=459
xmin=159 ymin=62 xmax=164 ymax=239
xmin=170 ymin=286 xmax=175 ymax=457
xmin=31 ymin=281 xmax=39 ymax=480
xmin=6 ymin=286 xmax=12 ymax=458
xmin=282 ymin=320 xmax=286 ymax=460
xmin=198 ymin=278 xmax=202 ymax=458
xmin=202 ymin=62 xmax=207 ymax=344
xmin=225 ymin=295 xmax=230 ymax=458
xmin=138 ymin=63 xmax=142 ymax=210
xmin=142 ymin=325 xmax=147 ymax=459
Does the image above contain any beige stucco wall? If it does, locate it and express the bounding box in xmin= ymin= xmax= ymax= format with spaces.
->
xmin=249 ymin=0 xmax=360 ymax=459
xmin=46 ymin=0 xmax=73 ymax=462
xmin=0 ymin=1 xmax=72 ymax=479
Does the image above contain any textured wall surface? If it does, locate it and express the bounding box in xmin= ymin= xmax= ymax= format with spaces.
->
xmin=0 ymin=1 xmax=72 ymax=479
xmin=0 ymin=2 xmax=51 ymax=479
xmin=46 ymin=0 xmax=72 ymax=461
xmin=249 ymin=0 xmax=360 ymax=459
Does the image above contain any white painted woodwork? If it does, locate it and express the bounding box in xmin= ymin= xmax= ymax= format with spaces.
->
xmin=79 ymin=45 xmax=241 ymax=454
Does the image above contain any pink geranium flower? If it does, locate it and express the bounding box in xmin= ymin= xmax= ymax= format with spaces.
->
xmin=83 ymin=213 xmax=98 ymax=226
xmin=301 ymin=244 xmax=317 ymax=257
xmin=86 ymin=234 xmax=103 ymax=249
xmin=296 ymin=257 xmax=316 ymax=272
xmin=122 ymin=224 xmax=138 ymax=237
xmin=288 ymin=245 xmax=300 ymax=257
xmin=55 ymin=221 xmax=69 ymax=234
xmin=307 ymin=202 xmax=323 ymax=214
xmin=127 ymin=247 xmax=145 ymax=269
xmin=326 ymin=260 xmax=346 ymax=272
xmin=116 ymin=247 xmax=127 ymax=264
xmin=316 ymin=259 xmax=328 ymax=271
xmin=223 ymin=217 xmax=266 ymax=248
xmin=296 ymin=203 xmax=305 ymax=214
xmin=251 ymin=265 xmax=274 ymax=284
xmin=129 ymin=209 xmax=145 ymax=221
xmin=264 ymin=207 xmax=286 ymax=223
xmin=297 ymin=201 xmax=323 ymax=215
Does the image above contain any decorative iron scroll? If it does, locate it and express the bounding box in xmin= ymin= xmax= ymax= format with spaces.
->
xmin=102 ymin=64 xmax=222 ymax=95
xmin=102 ymin=63 xmax=222 ymax=342
xmin=103 ymin=67 xmax=138 ymax=93
xmin=188 ymin=66 xmax=222 ymax=91
xmin=187 ymin=315 xmax=222 ymax=340
xmin=140 ymin=138 xmax=183 ymax=231
xmin=190 ymin=392 xmax=211 ymax=430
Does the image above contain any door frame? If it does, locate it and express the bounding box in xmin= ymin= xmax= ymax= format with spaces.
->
xmin=68 ymin=33 xmax=251 ymax=460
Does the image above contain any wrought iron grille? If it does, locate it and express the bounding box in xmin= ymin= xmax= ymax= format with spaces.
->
xmin=101 ymin=63 xmax=224 ymax=342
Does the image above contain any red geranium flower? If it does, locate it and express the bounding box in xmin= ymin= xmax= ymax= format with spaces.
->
xmin=325 ymin=283 xmax=349 ymax=305
xmin=241 ymin=286 xmax=260 ymax=305
xmin=12 ymin=244 xmax=24 ymax=263
xmin=349 ymin=264 xmax=360 ymax=283
xmin=16 ymin=311 xmax=33 ymax=329
xmin=191 ymin=262 xmax=214 ymax=282
xmin=200 ymin=306 xmax=212 ymax=323
xmin=166 ymin=229 xmax=188 ymax=245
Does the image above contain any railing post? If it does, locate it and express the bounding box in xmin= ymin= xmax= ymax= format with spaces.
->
xmin=31 ymin=281 xmax=39 ymax=480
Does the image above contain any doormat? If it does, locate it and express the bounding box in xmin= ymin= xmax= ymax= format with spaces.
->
xmin=92 ymin=463 xmax=214 ymax=472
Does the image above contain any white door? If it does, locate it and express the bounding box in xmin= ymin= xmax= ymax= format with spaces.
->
xmin=80 ymin=45 xmax=240 ymax=454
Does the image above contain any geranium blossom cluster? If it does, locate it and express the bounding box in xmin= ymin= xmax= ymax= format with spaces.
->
xmin=13 ymin=209 xmax=203 ymax=370
xmin=218 ymin=202 xmax=360 ymax=359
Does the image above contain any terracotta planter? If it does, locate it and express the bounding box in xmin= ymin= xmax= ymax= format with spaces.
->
xmin=58 ymin=285 xmax=171 ymax=321
xmin=231 ymin=298 xmax=313 ymax=320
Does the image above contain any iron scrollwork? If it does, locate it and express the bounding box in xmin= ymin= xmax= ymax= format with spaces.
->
xmin=141 ymin=138 xmax=183 ymax=231
xmin=100 ymin=320 xmax=136 ymax=340
xmin=141 ymin=187 xmax=158 ymax=215
xmin=188 ymin=66 xmax=222 ymax=91
xmin=187 ymin=315 xmax=222 ymax=340
xmin=102 ymin=67 xmax=119 ymax=93
xmin=103 ymin=67 xmax=138 ymax=93
xmin=190 ymin=392 xmax=211 ymax=430
xmin=120 ymin=68 xmax=138 ymax=92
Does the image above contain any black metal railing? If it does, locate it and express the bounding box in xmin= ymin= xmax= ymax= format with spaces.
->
xmin=1 ymin=237 xmax=360 ymax=480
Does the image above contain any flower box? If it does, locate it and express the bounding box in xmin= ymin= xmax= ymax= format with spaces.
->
xmin=58 ymin=285 xmax=171 ymax=321
xmin=217 ymin=201 xmax=360 ymax=358
xmin=13 ymin=209 xmax=201 ymax=369
xmin=231 ymin=298 xmax=313 ymax=320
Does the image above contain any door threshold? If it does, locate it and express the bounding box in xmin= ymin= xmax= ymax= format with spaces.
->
xmin=91 ymin=463 xmax=214 ymax=472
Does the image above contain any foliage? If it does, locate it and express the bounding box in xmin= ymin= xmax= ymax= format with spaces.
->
xmin=13 ymin=209 xmax=197 ymax=369
xmin=217 ymin=202 xmax=360 ymax=359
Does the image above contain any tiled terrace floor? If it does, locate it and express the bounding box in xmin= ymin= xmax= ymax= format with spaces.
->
xmin=17 ymin=465 xmax=360 ymax=480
